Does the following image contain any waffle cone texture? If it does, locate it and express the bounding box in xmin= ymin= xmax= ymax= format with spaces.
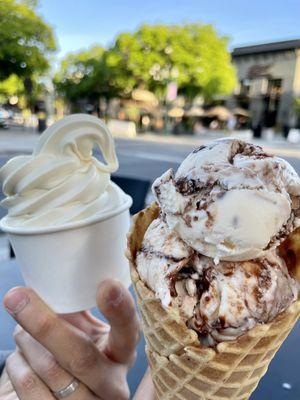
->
xmin=127 ymin=203 xmax=300 ymax=400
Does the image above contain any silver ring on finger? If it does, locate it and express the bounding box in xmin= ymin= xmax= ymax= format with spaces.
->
xmin=52 ymin=378 xmax=80 ymax=399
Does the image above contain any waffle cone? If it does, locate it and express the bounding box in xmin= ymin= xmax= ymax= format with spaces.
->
xmin=127 ymin=203 xmax=300 ymax=400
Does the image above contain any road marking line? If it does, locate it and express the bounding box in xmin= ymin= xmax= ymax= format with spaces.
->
xmin=118 ymin=150 xmax=183 ymax=163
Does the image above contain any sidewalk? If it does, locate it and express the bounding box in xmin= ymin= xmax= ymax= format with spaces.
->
xmin=128 ymin=131 xmax=300 ymax=159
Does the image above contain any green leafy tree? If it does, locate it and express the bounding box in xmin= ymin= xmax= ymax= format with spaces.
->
xmin=54 ymin=47 xmax=105 ymax=105
xmin=0 ymin=74 xmax=24 ymax=98
xmin=109 ymin=23 xmax=236 ymax=100
xmin=0 ymin=0 xmax=56 ymax=110
xmin=0 ymin=0 xmax=56 ymax=83
xmin=54 ymin=46 xmax=131 ymax=113
xmin=294 ymin=97 xmax=300 ymax=114
xmin=55 ymin=23 xmax=236 ymax=108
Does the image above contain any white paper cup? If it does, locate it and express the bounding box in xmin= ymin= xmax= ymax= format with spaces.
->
xmin=0 ymin=196 xmax=132 ymax=313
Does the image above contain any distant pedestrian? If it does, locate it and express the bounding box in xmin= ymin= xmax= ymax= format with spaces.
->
xmin=283 ymin=124 xmax=290 ymax=139
xmin=227 ymin=115 xmax=236 ymax=131
xmin=252 ymin=122 xmax=262 ymax=138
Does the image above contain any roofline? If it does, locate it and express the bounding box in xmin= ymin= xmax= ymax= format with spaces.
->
xmin=232 ymin=39 xmax=300 ymax=57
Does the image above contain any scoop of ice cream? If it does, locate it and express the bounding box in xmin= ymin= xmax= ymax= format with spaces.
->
xmin=0 ymin=114 xmax=127 ymax=227
xmin=136 ymin=217 xmax=193 ymax=308
xmin=137 ymin=217 xmax=299 ymax=345
xmin=153 ymin=139 xmax=300 ymax=261
xmin=186 ymin=251 xmax=298 ymax=346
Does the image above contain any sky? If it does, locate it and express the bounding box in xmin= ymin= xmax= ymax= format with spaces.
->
xmin=38 ymin=0 xmax=300 ymax=58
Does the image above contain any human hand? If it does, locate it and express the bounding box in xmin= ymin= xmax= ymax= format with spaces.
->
xmin=2 ymin=279 xmax=140 ymax=400
xmin=0 ymin=367 xmax=157 ymax=400
xmin=0 ymin=368 xmax=17 ymax=400
xmin=133 ymin=368 xmax=156 ymax=400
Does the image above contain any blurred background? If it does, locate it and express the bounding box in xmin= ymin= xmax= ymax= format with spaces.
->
xmin=1 ymin=0 xmax=300 ymax=243
xmin=1 ymin=0 xmax=300 ymax=249
xmin=0 ymin=3 xmax=300 ymax=398
xmin=0 ymin=0 xmax=300 ymax=140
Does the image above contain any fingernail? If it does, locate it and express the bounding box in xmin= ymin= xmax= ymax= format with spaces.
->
xmin=4 ymin=289 xmax=30 ymax=315
xmin=108 ymin=284 xmax=123 ymax=307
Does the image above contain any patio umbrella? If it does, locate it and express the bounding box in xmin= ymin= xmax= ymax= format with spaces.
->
xmin=131 ymin=89 xmax=158 ymax=107
xmin=233 ymin=107 xmax=250 ymax=117
xmin=185 ymin=106 xmax=204 ymax=117
xmin=168 ymin=107 xmax=184 ymax=118
xmin=204 ymin=106 xmax=233 ymax=121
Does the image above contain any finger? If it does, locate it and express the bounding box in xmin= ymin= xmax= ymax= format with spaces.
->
xmin=133 ymin=369 xmax=157 ymax=400
xmin=14 ymin=327 xmax=98 ymax=399
xmin=4 ymin=287 xmax=129 ymax=400
xmin=14 ymin=324 xmax=71 ymax=391
xmin=14 ymin=326 xmax=66 ymax=390
xmin=97 ymin=279 xmax=141 ymax=365
xmin=60 ymin=311 xmax=109 ymax=341
xmin=6 ymin=351 xmax=54 ymax=400
xmin=0 ymin=368 xmax=16 ymax=399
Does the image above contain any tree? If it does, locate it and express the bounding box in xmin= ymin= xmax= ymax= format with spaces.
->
xmin=54 ymin=47 xmax=105 ymax=105
xmin=294 ymin=97 xmax=300 ymax=114
xmin=55 ymin=23 xmax=236 ymax=108
xmin=0 ymin=0 xmax=56 ymax=81
xmin=109 ymin=24 xmax=236 ymax=101
xmin=0 ymin=74 xmax=24 ymax=100
xmin=54 ymin=45 xmax=133 ymax=114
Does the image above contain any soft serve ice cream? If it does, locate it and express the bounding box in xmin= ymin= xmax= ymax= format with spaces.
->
xmin=0 ymin=114 xmax=128 ymax=228
xmin=136 ymin=139 xmax=300 ymax=345
xmin=0 ymin=114 xmax=132 ymax=313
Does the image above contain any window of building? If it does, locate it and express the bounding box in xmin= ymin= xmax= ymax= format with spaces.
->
xmin=267 ymin=79 xmax=282 ymax=97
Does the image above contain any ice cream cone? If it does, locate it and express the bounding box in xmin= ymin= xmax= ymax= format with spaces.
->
xmin=127 ymin=204 xmax=300 ymax=400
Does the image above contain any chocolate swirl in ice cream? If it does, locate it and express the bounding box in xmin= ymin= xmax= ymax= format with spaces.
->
xmin=137 ymin=215 xmax=299 ymax=346
xmin=136 ymin=139 xmax=300 ymax=346
xmin=184 ymin=252 xmax=298 ymax=346
xmin=0 ymin=114 xmax=128 ymax=227
xmin=153 ymin=139 xmax=300 ymax=261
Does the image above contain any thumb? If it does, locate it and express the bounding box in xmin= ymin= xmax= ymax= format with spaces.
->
xmin=96 ymin=279 xmax=141 ymax=365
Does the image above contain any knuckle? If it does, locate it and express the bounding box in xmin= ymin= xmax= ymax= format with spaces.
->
xmin=13 ymin=324 xmax=23 ymax=336
xmin=6 ymin=353 xmax=38 ymax=392
xmin=13 ymin=327 xmax=24 ymax=343
xmin=41 ymin=355 xmax=62 ymax=380
xmin=33 ymin=315 xmax=56 ymax=340
xmin=69 ymin=340 xmax=98 ymax=375
xmin=19 ymin=370 xmax=38 ymax=391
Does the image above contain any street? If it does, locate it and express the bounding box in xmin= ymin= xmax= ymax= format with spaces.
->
xmin=2 ymin=128 xmax=300 ymax=185
xmin=0 ymin=128 xmax=300 ymax=399
xmin=115 ymin=135 xmax=300 ymax=182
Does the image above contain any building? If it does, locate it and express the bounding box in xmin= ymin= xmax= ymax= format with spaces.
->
xmin=231 ymin=39 xmax=300 ymax=132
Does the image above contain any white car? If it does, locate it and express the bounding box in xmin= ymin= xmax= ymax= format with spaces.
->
xmin=0 ymin=108 xmax=10 ymax=128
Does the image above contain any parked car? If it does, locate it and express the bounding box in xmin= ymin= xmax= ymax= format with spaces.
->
xmin=0 ymin=108 xmax=10 ymax=129
xmin=11 ymin=112 xmax=24 ymax=126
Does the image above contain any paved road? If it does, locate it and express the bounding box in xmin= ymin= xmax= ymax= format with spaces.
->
xmin=1 ymin=129 xmax=300 ymax=185
xmin=115 ymin=136 xmax=300 ymax=183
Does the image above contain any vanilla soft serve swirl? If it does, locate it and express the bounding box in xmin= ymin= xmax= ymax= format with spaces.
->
xmin=0 ymin=114 xmax=128 ymax=227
